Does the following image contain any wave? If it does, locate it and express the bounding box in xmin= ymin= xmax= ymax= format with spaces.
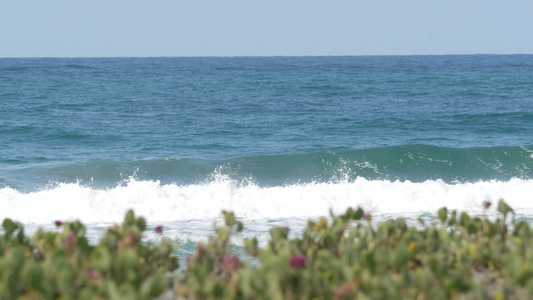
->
xmin=2 ymin=145 xmax=532 ymax=190
xmin=2 ymin=176 xmax=533 ymax=225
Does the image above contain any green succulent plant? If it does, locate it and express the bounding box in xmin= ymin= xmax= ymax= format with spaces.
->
xmin=174 ymin=199 xmax=533 ymax=299
xmin=3 ymin=199 xmax=533 ymax=299
xmin=0 ymin=210 xmax=178 ymax=299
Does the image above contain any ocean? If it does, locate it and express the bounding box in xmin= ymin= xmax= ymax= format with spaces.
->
xmin=1 ymin=55 xmax=532 ymax=260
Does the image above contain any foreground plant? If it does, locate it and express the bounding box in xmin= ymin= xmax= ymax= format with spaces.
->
xmin=174 ymin=199 xmax=533 ymax=299
xmin=0 ymin=210 xmax=178 ymax=299
xmin=3 ymin=199 xmax=533 ymax=299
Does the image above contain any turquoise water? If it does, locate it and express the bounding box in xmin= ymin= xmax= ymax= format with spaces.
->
xmin=1 ymin=55 xmax=533 ymax=255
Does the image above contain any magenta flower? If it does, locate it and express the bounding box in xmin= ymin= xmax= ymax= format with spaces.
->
xmin=483 ymin=201 xmax=492 ymax=209
xmin=221 ymin=255 xmax=240 ymax=272
xmin=155 ymin=225 xmax=163 ymax=234
xmin=54 ymin=220 xmax=63 ymax=227
xmin=289 ymin=254 xmax=307 ymax=269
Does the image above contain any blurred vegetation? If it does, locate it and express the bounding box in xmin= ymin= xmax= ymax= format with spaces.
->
xmin=0 ymin=210 xmax=177 ymax=299
xmin=3 ymin=199 xmax=533 ymax=299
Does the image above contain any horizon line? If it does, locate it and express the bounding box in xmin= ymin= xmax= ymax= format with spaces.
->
xmin=1 ymin=53 xmax=532 ymax=59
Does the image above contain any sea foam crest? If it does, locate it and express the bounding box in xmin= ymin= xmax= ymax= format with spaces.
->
xmin=1 ymin=176 xmax=533 ymax=224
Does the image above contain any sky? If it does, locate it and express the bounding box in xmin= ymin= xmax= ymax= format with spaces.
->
xmin=1 ymin=1 xmax=533 ymax=57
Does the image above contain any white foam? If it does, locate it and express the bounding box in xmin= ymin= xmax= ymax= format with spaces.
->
xmin=1 ymin=177 xmax=532 ymax=224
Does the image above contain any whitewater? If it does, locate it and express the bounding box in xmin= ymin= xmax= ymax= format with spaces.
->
xmin=2 ymin=177 xmax=533 ymax=224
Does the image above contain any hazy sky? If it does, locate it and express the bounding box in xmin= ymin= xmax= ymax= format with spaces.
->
xmin=2 ymin=1 xmax=533 ymax=57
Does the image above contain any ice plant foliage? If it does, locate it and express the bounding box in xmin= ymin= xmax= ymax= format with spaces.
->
xmin=3 ymin=199 xmax=533 ymax=299
xmin=0 ymin=210 xmax=178 ymax=299
xmin=174 ymin=199 xmax=533 ymax=299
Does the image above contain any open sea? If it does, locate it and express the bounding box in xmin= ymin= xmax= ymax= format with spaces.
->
xmin=1 ymin=55 xmax=533 ymax=259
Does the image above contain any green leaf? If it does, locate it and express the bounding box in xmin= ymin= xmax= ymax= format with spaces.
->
xmin=448 ymin=210 xmax=457 ymax=226
xmin=391 ymin=244 xmax=409 ymax=271
xmin=136 ymin=217 xmax=147 ymax=231
xmin=236 ymin=221 xmax=244 ymax=232
xmin=497 ymin=199 xmax=514 ymax=217
xmin=2 ymin=219 xmax=16 ymax=236
xmin=438 ymin=207 xmax=447 ymax=224
xmin=224 ymin=212 xmax=235 ymax=226
xmin=21 ymin=262 xmax=44 ymax=290
xmin=90 ymin=246 xmax=112 ymax=271
xmin=124 ymin=210 xmax=135 ymax=226
xmin=244 ymin=238 xmax=259 ymax=257
xmin=460 ymin=212 xmax=470 ymax=227
xmin=57 ymin=270 xmax=74 ymax=295
xmin=352 ymin=207 xmax=364 ymax=220
xmin=141 ymin=271 xmax=167 ymax=298
xmin=217 ymin=228 xmax=230 ymax=243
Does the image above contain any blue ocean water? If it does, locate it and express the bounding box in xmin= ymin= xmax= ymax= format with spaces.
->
xmin=1 ymin=55 xmax=533 ymax=253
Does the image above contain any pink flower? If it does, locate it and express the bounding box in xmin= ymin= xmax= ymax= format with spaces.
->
xmin=281 ymin=226 xmax=290 ymax=234
xmin=54 ymin=220 xmax=63 ymax=227
xmin=221 ymin=255 xmax=240 ymax=272
xmin=289 ymin=254 xmax=307 ymax=269
xmin=483 ymin=201 xmax=492 ymax=209
xmin=155 ymin=225 xmax=163 ymax=234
